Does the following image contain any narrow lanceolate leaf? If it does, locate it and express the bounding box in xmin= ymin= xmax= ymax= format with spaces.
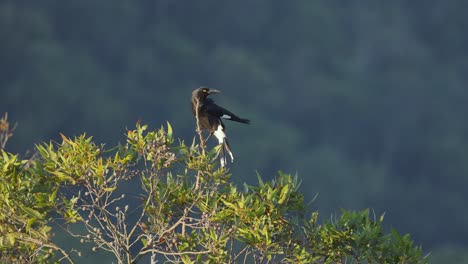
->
xmin=209 ymin=229 xmax=217 ymax=240
xmin=278 ymin=184 xmax=289 ymax=204
xmin=26 ymin=218 xmax=36 ymax=232
xmin=60 ymin=133 xmax=70 ymax=144
xmin=49 ymin=187 xmax=58 ymax=203
xmin=256 ymin=171 xmax=264 ymax=188
xmin=51 ymin=171 xmax=75 ymax=182
xmin=1 ymin=150 xmax=9 ymax=162
xmin=167 ymin=122 xmax=173 ymax=141
xmin=20 ymin=205 xmax=43 ymax=220
xmin=222 ymin=200 xmax=238 ymax=210
xmin=7 ymin=233 xmax=15 ymax=245
xmin=40 ymin=225 xmax=52 ymax=237
xmin=103 ymin=187 xmax=117 ymax=192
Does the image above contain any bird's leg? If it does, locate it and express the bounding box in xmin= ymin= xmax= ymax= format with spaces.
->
xmin=205 ymin=133 xmax=213 ymax=143
xmin=200 ymin=131 xmax=215 ymax=148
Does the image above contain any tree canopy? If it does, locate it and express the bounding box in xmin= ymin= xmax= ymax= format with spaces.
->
xmin=0 ymin=118 xmax=426 ymax=263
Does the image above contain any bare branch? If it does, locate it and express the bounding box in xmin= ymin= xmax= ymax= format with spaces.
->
xmin=0 ymin=112 xmax=17 ymax=150
xmin=194 ymin=98 xmax=206 ymax=152
xmin=194 ymin=97 xmax=206 ymax=190
xmin=21 ymin=236 xmax=75 ymax=264
xmin=139 ymin=248 xmax=212 ymax=257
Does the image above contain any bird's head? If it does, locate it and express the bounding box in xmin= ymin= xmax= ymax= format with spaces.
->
xmin=192 ymin=87 xmax=220 ymax=100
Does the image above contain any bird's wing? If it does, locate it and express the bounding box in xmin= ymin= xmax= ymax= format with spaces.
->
xmin=204 ymin=100 xmax=250 ymax=124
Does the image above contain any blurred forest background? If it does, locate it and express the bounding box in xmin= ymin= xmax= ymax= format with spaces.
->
xmin=1 ymin=0 xmax=468 ymax=262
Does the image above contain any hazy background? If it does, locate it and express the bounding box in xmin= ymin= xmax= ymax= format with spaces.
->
xmin=1 ymin=1 xmax=468 ymax=262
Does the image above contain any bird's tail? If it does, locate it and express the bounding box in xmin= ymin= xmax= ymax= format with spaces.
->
xmin=220 ymin=145 xmax=226 ymax=168
xmin=219 ymin=138 xmax=234 ymax=168
xmin=213 ymin=124 xmax=235 ymax=167
xmin=224 ymin=138 xmax=234 ymax=162
xmin=232 ymin=116 xmax=251 ymax=124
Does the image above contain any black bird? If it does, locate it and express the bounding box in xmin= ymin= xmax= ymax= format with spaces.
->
xmin=191 ymin=87 xmax=250 ymax=167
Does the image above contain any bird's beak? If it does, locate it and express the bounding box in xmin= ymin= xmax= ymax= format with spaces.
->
xmin=208 ymin=89 xmax=221 ymax=94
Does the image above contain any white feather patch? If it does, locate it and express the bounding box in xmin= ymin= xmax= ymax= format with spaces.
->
xmin=221 ymin=114 xmax=231 ymax=119
xmin=213 ymin=125 xmax=225 ymax=144
xmin=227 ymin=150 xmax=234 ymax=162
xmin=220 ymin=155 xmax=226 ymax=167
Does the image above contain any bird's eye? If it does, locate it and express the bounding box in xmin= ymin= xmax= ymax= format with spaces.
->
xmin=202 ymin=89 xmax=208 ymax=93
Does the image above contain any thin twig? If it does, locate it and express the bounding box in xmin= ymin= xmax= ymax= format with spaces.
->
xmin=139 ymin=248 xmax=212 ymax=257
xmin=21 ymin=236 xmax=75 ymax=264
xmin=194 ymin=97 xmax=206 ymax=190
xmin=0 ymin=112 xmax=17 ymax=150
xmin=194 ymin=98 xmax=206 ymax=152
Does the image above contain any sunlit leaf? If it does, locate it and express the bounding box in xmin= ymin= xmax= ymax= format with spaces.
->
xmin=7 ymin=233 xmax=15 ymax=245
xmin=103 ymin=187 xmax=117 ymax=192
xmin=278 ymin=184 xmax=289 ymax=204
xmin=20 ymin=205 xmax=43 ymax=220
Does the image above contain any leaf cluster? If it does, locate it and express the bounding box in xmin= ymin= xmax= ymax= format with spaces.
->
xmin=0 ymin=121 xmax=428 ymax=263
xmin=0 ymin=145 xmax=62 ymax=263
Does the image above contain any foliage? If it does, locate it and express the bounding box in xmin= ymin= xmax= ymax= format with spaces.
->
xmin=1 ymin=2 xmax=468 ymax=254
xmin=0 ymin=117 xmax=427 ymax=263
xmin=0 ymin=113 xmax=71 ymax=263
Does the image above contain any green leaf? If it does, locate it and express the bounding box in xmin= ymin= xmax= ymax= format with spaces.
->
xmin=20 ymin=205 xmax=43 ymax=220
xmin=222 ymin=200 xmax=237 ymax=210
xmin=167 ymin=122 xmax=173 ymax=140
xmin=40 ymin=225 xmax=52 ymax=236
xmin=7 ymin=233 xmax=15 ymax=245
xmin=2 ymin=150 xmax=10 ymax=162
xmin=49 ymin=188 xmax=58 ymax=203
xmin=256 ymin=171 xmax=264 ymax=188
xmin=209 ymin=229 xmax=217 ymax=240
xmin=278 ymin=184 xmax=289 ymax=204
xmin=26 ymin=218 xmax=36 ymax=232
xmin=103 ymin=187 xmax=117 ymax=192
xmin=238 ymin=196 xmax=245 ymax=209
